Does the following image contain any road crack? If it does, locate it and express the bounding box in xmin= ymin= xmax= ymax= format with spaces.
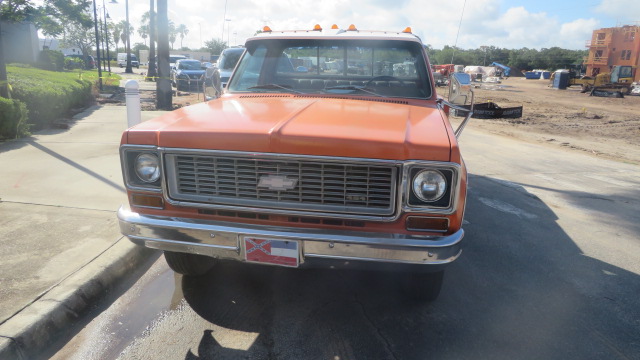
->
xmin=353 ymin=294 xmax=399 ymax=360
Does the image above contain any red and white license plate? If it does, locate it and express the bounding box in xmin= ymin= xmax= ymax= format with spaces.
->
xmin=244 ymin=237 xmax=299 ymax=268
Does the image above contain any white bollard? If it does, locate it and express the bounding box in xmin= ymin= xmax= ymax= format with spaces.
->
xmin=125 ymin=80 xmax=141 ymax=128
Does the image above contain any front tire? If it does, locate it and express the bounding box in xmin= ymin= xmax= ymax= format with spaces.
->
xmin=402 ymin=270 xmax=444 ymax=302
xmin=164 ymin=251 xmax=216 ymax=276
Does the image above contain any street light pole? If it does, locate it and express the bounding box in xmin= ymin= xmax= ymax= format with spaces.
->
xmin=125 ymin=0 xmax=133 ymax=73
xmin=103 ymin=0 xmax=111 ymax=73
xmin=147 ymin=0 xmax=157 ymax=81
xmin=225 ymin=19 xmax=231 ymax=47
xmin=92 ymin=0 xmax=103 ymax=91
xmin=221 ymin=0 xmax=228 ymax=43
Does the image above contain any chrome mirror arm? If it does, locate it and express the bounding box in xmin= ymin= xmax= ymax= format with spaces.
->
xmin=437 ymin=91 xmax=474 ymax=139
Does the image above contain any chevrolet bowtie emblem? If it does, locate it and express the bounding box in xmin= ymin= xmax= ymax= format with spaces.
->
xmin=257 ymin=175 xmax=298 ymax=191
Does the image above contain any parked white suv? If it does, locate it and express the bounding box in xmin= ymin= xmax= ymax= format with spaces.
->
xmin=117 ymin=53 xmax=140 ymax=68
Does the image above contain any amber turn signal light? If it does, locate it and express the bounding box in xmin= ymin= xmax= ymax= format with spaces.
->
xmin=131 ymin=194 xmax=164 ymax=209
xmin=406 ymin=216 xmax=449 ymax=232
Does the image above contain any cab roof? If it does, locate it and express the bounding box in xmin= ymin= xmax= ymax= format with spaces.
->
xmin=247 ymin=25 xmax=423 ymax=43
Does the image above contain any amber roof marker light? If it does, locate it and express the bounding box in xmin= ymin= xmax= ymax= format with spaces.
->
xmin=262 ymin=26 xmax=272 ymax=32
xmin=313 ymin=24 xmax=322 ymax=31
xmin=403 ymin=27 xmax=412 ymax=33
xmin=347 ymin=24 xmax=358 ymax=31
xmin=331 ymin=24 xmax=339 ymax=29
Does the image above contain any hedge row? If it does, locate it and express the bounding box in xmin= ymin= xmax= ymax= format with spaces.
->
xmin=0 ymin=97 xmax=29 ymax=140
xmin=6 ymin=65 xmax=94 ymax=132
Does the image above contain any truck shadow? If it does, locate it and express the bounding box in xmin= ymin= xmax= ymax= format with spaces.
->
xmin=178 ymin=173 xmax=640 ymax=360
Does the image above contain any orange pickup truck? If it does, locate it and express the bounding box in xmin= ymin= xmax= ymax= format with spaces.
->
xmin=118 ymin=25 xmax=474 ymax=301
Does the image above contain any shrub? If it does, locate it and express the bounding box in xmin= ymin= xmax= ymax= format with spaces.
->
xmin=0 ymin=97 xmax=30 ymax=140
xmin=7 ymin=66 xmax=93 ymax=131
xmin=37 ymin=49 xmax=65 ymax=71
xmin=64 ymin=57 xmax=84 ymax=70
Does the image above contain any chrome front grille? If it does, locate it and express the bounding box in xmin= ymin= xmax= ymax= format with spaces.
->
xmin=164 ymin=151 xmax=397 ymax=216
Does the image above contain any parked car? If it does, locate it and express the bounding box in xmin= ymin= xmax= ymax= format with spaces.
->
xmin=64 ymin=54 xmax=96 ymax=69
xmin=203 ymin=47 xmax=244 ymax=99
xmin=117 ymin=53 xmax=140 ymax=68
xmin=118 ymin=25 xmax=474 ymax=302
xmin=169 ymin=54 xmax=187 ymax=70
xmin=171 ymin=59 xmax=206 ymax=91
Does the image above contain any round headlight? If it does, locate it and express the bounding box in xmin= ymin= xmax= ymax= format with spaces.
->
xmin=412 ymin=170 xmax=446 ymax=202
xmin=135 ymin=153 xmax=160 ymax=183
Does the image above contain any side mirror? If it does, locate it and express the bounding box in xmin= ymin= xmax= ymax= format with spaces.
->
xmin=436 ymin=72 xmax=474 ymax=139
xmin=448 ymin=72 xmax=472 ymax=105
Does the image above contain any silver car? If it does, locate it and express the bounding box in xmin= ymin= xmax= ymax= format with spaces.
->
xmin=203 ymin=47 xmax=244 ymax=99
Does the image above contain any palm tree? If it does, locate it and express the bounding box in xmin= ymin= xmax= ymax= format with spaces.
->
xmin=113 ymin=23 xmax=121 ymax=53
xmin=117 ymin=20 xmax=134 ymax=52
xmin=176 ymin=24 xmax=188 ymax=49
xmin=138 ymin=25 xmax=149 ymax=46
xmin=168 ymin=20 xmax=177 ymax=50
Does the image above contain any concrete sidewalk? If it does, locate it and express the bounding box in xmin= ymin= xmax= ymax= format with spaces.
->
xmin=0 ymin=102 xmax=167 ymax=359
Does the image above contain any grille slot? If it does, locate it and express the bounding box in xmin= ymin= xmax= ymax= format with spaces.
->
xmin=165 ymin=153 xmax=397 ymax=216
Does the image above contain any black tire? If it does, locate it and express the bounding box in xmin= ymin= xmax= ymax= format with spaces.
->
xmin=164 ymin=251 xmax=215 ymax=276
xmin=402 ymin=270 xmax=444 ymax=302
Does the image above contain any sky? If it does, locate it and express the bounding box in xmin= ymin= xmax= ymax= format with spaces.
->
xmin=97 ymin=0 xmax=640 ymax=51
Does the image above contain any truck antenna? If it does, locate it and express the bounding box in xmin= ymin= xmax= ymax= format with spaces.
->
xmin=451 ymin=0 xmax=468 ymax=64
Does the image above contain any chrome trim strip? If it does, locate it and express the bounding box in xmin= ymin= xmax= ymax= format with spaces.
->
xmin=118 ymin=206 xmax=464 ymax=266
xmin=158 ymin=148 xmax=403 ymax=166
xmin=303 ymin=253 xmax=460 ymax=265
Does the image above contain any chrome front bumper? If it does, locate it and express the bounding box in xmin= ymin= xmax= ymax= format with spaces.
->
xmin=117 ymin=206 xmax=464 ymax=268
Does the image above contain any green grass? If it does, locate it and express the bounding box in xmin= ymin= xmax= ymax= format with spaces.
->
xmin=74 ymin=68 xmax=122 ymax=88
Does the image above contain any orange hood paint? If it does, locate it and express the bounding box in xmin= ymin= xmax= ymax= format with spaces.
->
xmin=126 ymin=95 xmax=453 ymax=161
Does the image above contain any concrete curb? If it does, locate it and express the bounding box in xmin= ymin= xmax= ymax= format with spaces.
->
xmin=0 ymin=238 xmax=154 ymax=360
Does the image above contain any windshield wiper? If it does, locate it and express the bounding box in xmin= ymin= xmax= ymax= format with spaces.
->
xmin=248 ymin=84 xmax=304 ymax=94
xmin=323 ymin=85 xmax=386 ymax=97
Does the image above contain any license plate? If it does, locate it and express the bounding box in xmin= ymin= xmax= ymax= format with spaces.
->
xmin=244 ymin=237 xmax=299 ymax=268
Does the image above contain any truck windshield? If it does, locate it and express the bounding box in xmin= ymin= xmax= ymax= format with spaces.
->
xmin=228 ymin=39 xmax=432 ymax=99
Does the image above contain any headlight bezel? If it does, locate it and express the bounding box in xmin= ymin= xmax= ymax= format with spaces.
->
xmin=120 ymin=145 xmax=163 ymax=192
xmin=402 ymin=162 xmax=460 ymax=214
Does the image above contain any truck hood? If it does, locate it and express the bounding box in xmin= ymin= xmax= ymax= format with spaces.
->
xmin=127 ymin=95 xmax=452 ymax=161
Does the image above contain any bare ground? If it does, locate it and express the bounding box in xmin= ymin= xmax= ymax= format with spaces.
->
xmin=450 ymin=78 xmax=640 ymax=165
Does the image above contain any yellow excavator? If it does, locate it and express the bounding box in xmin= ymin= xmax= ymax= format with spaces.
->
xmin=566 ymin=65 xmax=635 ymax=93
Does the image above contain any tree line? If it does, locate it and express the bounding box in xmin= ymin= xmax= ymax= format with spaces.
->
xmin=426 ymin=45 xmax=588 ymax=72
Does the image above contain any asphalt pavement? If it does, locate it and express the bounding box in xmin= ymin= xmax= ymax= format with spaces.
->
xmin=0 ymin=79 xmax=167 ymax=360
